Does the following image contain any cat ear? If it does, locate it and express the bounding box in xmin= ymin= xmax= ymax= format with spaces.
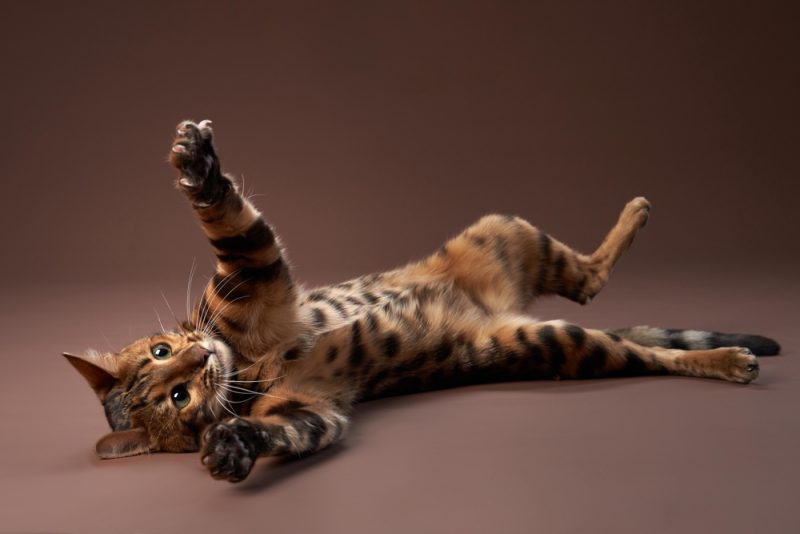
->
xmin=62 ymin=351 xmax=119 ymax=399
xmin=95 ymin=427 xmax=151 ymax=459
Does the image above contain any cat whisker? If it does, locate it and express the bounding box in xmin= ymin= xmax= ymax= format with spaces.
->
xmin=198 ymin=269 xmax=239 ymax=333
xmin=159 ymin=290 xmax=180 ymax=326
xmin=214 ymin=391 xmax=239 ymax=419
xmin=195 ymin=271 xmax=249 ymax=336
xmin=226 ymin=375 xmax=285 ymax=384
xmin=219 ymin=384 xmax=290 ymax=402
xmin=186 ymin=259 xmax=197 ymax=323
xmin=224 ymin=395 xmax=259 ymax=404
xmin=100 ymin=331 xmax=115 ymax=353
xmin=220 ymin=357 xmax=265 ymax=378
xmin=202 ymin=292 xmax=249 ymax=335
xmin=153 ymin=307 xmax=167 ymax=334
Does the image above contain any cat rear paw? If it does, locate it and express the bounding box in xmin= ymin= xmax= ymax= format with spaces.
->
xmin=622 ymin=196 xmax=651 ymax=229
xmin=722 ymin=347 xmax=760 ymax=384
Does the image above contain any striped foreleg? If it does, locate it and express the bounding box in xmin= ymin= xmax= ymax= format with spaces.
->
xmin=200 ymin=387 xmax=351 ymax=482
xmin=169 ymin=120 xmax=298 ymax=356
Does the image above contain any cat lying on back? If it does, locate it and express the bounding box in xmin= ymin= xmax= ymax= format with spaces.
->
xmin=64 ymin=120 xmax=780 ymax=482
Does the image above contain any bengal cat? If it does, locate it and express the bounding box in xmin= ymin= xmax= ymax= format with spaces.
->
xmin=63 ymin=120 xmax=780 ymax=482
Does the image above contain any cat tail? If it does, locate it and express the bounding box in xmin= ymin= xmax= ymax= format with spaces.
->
xmin=605 ymin=326 xmax=781 ymax=356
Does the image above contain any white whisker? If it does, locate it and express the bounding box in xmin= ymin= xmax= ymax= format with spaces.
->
xmin=199 ymin=270 xmax=237 ymax=333
xmin=153 ymin=307 xmax=167 ymax=334
xmin=160 ymin=291 xmax=180 ymax=325
xmin=219 ymin=384 xmax=290 ymax=402
xmin=203 ymin=293 xmax=249 ymax=334
xmin=221 ymin=358 xmax=264 ymax=377
xmin=227 ymin=375 xmax=285 ymax=384
xmin=186 ymin=259 xmax=197 ymax=323
xmin=100 ymin=332 xmax=115 ymax=353
xmin=214 ymin=391 xmax=238 ymax=419
xmin=196 ymin=269 xmax=246 ymax=335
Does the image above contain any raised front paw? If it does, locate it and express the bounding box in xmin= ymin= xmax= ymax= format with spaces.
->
xmin=169 ymin=119 xmax=228 ymax=204
xmin=200 ymin=418 xmax=259 ymax=482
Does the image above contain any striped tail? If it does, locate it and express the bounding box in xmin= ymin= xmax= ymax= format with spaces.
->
xmin=606 ymin=326 xmax=781 ymax=356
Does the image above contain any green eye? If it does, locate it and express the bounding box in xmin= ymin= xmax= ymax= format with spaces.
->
xmin=170 ymin=384 xmax=190 ymax=408
xmin=151 ymin=343 xmax=172 ymax=359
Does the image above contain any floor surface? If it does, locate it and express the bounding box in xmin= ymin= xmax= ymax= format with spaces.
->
xmin=1 ymin=268 xmax=797 ymax=534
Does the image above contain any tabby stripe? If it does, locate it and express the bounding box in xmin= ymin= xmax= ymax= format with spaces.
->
xmin=464 ymin=340 xmax=478 ymax=368
xmin=617 ymin=349 xmax=649 ymax=376
xmin=381 ymin=334 xmax=400 ymax=357
xmin=577 ymin=344 xmax=608 ymax=378
xmin=365 ymin=312 xmax=379 ymax=332
xmin=397 ymin=352 xmax=428 ymax=373
xmin=217 ymin=314 xmax=246 ymax=333
xmin=470 ymin=234 xmax=487 ymax=246
xmin=434 ymin=340 xmax=454 ymax=362
xmin=538 ymin=325 xmax=565 ymax=376
xmin=209 ymin=219 xmax=275 ymax=255
xmin=349 ymin=321 xmax=366 ymax=367
xmin=283 ymin=347 xmax=301 ymax=361
xmin=570 ymin=274 xmax=588 ymax=302
xmin=534 ymin=232 xmax=553 ymax=293
xmin=210 ymin=258 xmax=286 ymax=302
xmin=263 ymin=424 xmax=292 ymax=454
xmin=516 ymin=327 xmax=545 ymax=368
xmin=326 ymin=346 xmax=339 ymax=363
xmin=311 ymin=308 xmax=326 ymax=328
xmin=564 ymin=324 xmax=586 ymax=350
xmin=325 ymin=297 xmax=348 ymax=317
xmin=289 ymin=409 xmax=327 ymax=451
xmin=124 ymin=359 xmax=151 ymax=390
xmin=345 ymin=296 xmax=364 ymax=306
xmin=552 ymin=252 xmax=566 ymax=282
xmin=265 ymin=399 xmax=306 ymax=416
xmin=307 ymin=291 xmax=327 ymax=302
xmin=666 ymin=329 xmax=690 ymax=350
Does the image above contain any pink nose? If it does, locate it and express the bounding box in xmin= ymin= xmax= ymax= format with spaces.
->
xmin=190 ymin=345 xmax=212 ymax=367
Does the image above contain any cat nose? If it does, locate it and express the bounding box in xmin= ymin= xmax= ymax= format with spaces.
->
xmin=185 ymin=345 xmax=210 ymax=368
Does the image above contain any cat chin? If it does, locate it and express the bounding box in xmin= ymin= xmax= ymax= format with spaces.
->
xmin=207 ymin=337 xmax=233 ymax=374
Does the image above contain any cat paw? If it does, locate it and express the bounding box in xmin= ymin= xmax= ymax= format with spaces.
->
xmin=621 ymin=196 xmax=651 ymax=229
xmin=169 ymin=119 xmax=227 ymax=203
xmin=200 ymin=418 xmax=258 ymax=482
xmin=721 ymin=347 xmax=760 ymax=384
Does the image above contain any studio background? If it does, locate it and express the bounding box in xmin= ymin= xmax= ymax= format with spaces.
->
xmin=1 ymin=2 xmax=798 ymax=533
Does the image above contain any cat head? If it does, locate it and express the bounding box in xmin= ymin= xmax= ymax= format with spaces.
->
xmin=63 ymin=330 xmax=233 ymax=458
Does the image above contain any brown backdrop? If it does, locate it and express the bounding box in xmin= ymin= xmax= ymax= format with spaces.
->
xmin=1 ymin=1 xmax=798 ymax=533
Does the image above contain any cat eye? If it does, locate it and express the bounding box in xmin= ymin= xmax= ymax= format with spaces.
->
xmin=151 ymin=343 xmax=172 ymax=359
xmin=170 ymin=384 xmax=190 ymax=408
